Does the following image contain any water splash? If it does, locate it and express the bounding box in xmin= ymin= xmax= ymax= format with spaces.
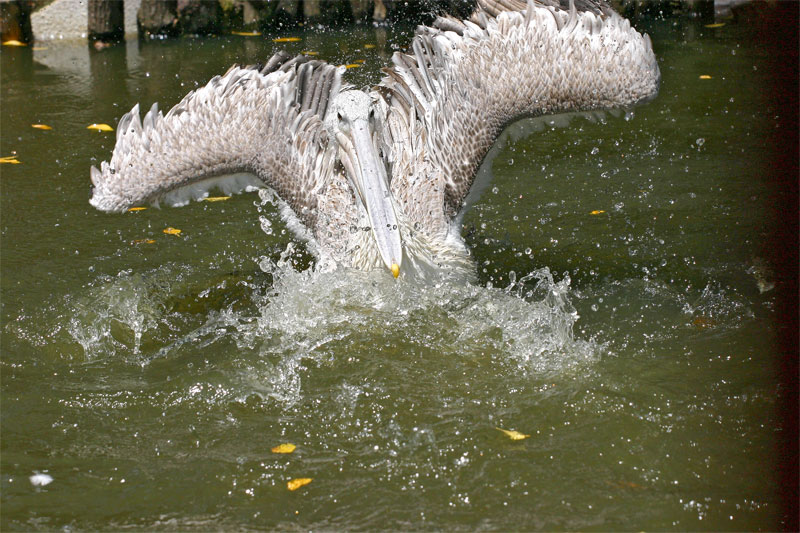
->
xmin=10 ymin=251 xmax=596 ymax=405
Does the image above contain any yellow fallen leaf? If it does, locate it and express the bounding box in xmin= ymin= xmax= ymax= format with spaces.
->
xmin=127 ymin=207 xmax=147 ymax=212
xmin=353 ymin=59 xmax=366 ymax=64
xmin=343 ymin=63 xmax=361 ymax=69
xmin=704 ymin=22 xmax=725 ymax=28
xmin=203 ymin=196 xmax=230 ymax=202
xmin=699 ymin=75 xmax=712 ymax=80
xmin=302 ymin=50 xmax=318 ymax=56
xmin=287 ymin=478 xmax=312 ymax=491
xmin=2 ymin=40 xmax=26 ymax=47
xmin=364 ymin=44 xmax=375 ymax=49
xmin=163 ymin=227 xmax=182 ymax=235
xmin=31 ymin=124 xmax=52 ymax=130
xmin=0 ymin=155 xmax=21 ymax=164
xmin=589 ymin=210 xmax=605 ymax=215
xmin=232 ymin=30 xmax=261 ymax=36
xmin=31 ymin=47 xmax=48 ymax=51
xmin=87 ymin=123 xmax=114 ymax=132
xmin=496 ymin=427 xmax=530 ymax=441
xmin=273 ymin=37 xmax=301 ymax=43
xmin=132 ymin=238 xmax=156 ymax=244
xmin=271 ymin=443 xmax=296 ymax=454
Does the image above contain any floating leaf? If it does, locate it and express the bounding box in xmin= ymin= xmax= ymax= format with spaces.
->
xmin=87 ymin=123 xmax=114 ymax=132
xmin=273 ymin=37 xmax=301 ymax=43
xmin=287 ymin=478 xmax=312 ymax=491
xmin=496 ymin=427 xmax=530 ymax=441
xmin=0 ymin=156 xmax=21 ymax=164
xmin=302 ymin=50 xmax=318 ymax=56
xmin=2 ymin=40 xmax=26 ymax=47
xmin=353 ymin=59 xmax=366 ymax=64
xmin=364 ymin=44 xmax=375 ymax=49
xmin=271 ymin=443 xmax=297 ymax=454
xmin=203 ymin=196 xmax=230 ymax=202
xmin=589 ymin=210 xmax=605 ymax=215
xmin=132 ymin=238 xmax=156 ymax=244
xmin=699 ymin=75 xmax=712 ymax=80
xmin=163 ymin=227 xmax=182 ymax=236
xmin=343 ymin=63 xmax=361 ymax=69
xmin=704 ymin=22 xmax=725 ymax=28
xmin=232 ymin=30 xmax=261 ymax=36
xmin=31 ymin=124 xmax=52 ymax=130
xmin=127 ymin=207 xmax=147 ymax=212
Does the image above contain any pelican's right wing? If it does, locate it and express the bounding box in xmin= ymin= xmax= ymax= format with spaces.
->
xmin=90 ymin=52 xmax=343 ymax=229
xmin=376 ymin=0 xmax=659 ymax=221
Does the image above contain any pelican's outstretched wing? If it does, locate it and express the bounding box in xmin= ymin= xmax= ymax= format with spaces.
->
xmin=376 ymin=0 xmax=659 ymax=222
xmin=90 ymin=52 xmax=343 ymax=230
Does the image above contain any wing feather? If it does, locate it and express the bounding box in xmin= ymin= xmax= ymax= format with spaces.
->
xmin=90 ymin=53 xmax=344 ymax=232
xmin=378 ymin=0 xmax=659 ymax=221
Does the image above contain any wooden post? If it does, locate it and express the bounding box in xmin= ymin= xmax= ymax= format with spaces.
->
xmin=177 ymin=0 xmax=220 ymax=35
xmin=349 ymin=0 xmax=369 ymax=22
xmin=138 ymin=0 xmax=178 ymax=37
xmin=373 ymin=0 xmax=387 ymax=22
xmin=304 ymin=0 xmax=321 ymax=21
xmin=88 ymin=0 xmax=124 ymax=42
xmin=276 ymin=0 xmax=298 ymax=18
xmin=0 ymin=0 xmax=34 ymax=44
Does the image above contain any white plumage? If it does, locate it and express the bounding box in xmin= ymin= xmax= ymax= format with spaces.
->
xmin=90 ymin=0 xmax=659 ymax=280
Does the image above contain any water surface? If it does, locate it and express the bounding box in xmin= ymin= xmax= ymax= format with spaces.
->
xmin=1 ymin=10 xmax=792 ymax=530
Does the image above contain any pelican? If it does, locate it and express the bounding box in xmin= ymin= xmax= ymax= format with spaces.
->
xmin=89 ymin=0 xmax=660 ymax=280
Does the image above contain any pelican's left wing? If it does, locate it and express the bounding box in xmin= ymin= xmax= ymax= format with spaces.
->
xmin=90 ymin=52 xmax=343 ymax=230
xmin=376 ymin=0 xmax=659 ymax=220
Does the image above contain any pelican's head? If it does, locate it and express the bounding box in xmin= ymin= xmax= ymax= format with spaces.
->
xmin=326 ymin=90 xmax=402 ymax=278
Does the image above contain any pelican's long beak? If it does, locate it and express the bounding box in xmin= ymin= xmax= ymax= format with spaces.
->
xmin=344 ymin=117 xmax=403 ymax=278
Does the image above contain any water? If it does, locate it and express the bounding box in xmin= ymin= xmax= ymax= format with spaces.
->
xmin=1 ymin=10 xmax=793 ymax=530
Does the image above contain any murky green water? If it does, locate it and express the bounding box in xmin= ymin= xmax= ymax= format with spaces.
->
xmin=0 ymin=10 xmax=791 ymax=531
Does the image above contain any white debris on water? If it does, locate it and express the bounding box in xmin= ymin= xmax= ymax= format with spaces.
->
xmin=29 ymin=472 xmax=53 ymax=487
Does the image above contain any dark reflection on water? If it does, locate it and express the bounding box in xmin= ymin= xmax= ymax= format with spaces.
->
xmin=1 ymin=7 xmax=797 ymax=531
